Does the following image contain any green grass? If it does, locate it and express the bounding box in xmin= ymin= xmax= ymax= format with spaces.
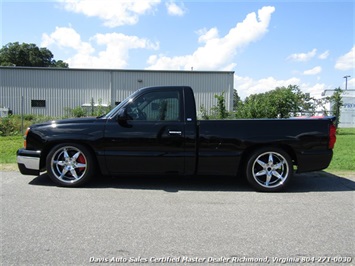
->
xmin=0 ymin=128 xmax=354 ymax=171
xmin=0 ymin=136 xmax=23 ymax=164
xmin=327 ymin=128 xmax=355 ymax=171
xmin=0 ymin=135 xmax=23 ymax=164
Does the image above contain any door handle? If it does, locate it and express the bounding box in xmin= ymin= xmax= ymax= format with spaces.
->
xmin=168 ymin=130 xmax=182 ymax=136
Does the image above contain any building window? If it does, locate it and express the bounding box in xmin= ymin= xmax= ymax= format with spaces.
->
xmin=31 ymin=100 xmax=46 ymax=107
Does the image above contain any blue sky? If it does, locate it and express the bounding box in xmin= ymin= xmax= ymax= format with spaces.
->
xmin=1 ymin=0 xmax=354 ymax=99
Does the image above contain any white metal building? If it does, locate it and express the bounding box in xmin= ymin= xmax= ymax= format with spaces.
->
xmin=1 ymin=67 xmax=234 ymax=118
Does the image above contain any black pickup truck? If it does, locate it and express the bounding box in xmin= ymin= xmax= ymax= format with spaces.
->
xmin=17 ymin=86 xmax=336 ymax=192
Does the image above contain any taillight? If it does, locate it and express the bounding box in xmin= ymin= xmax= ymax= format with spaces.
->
xmin=24 ymin=128 xmax=30 ymax=149
xmin=328 ymin=124 xmax=336 ymax=149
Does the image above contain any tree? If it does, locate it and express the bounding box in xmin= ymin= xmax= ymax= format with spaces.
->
xmin=233 ymin=89 xmax=242 ymax=111
xmin=0 ymin=42 xmax=68 ymax=68
xmin=199 ymin=104 xmax=210 ymax=120
xmin=235 ymin=85 xmax=314 ymax=118
xmin=53 ymin=60 xmax=69 ymax=68
xmin=211 ymin=92 xmax=229 ymax=119
xmin=330 ymin=87 xmax=343 ymax=128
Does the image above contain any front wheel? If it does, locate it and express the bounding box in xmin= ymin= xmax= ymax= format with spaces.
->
xmin=46 ymin=143 xmax=94 ymax=187
xmin=246 ymin=147 xmax=293 ymax=192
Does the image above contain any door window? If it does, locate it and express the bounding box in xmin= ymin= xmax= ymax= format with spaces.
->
xmin=126 ymin=91 xmax=181 ymax=121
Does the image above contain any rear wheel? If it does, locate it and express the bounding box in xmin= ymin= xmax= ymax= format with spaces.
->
xmin=246 ymin=147 xmax=293 ymax=192
xmin=46 ymin=143 xmax=94 ymax=187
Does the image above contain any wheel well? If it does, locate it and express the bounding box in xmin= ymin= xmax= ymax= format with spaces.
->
xmin=40 ymin=142 xmax=99 ymax=171
xmin=237 ymin=144 xmax=298 ymax=176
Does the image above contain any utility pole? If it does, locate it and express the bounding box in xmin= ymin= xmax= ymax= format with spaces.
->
xmin=343 ymin=75 xmax=351 ymax=90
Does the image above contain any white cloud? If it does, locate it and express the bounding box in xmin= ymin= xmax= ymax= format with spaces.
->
xmin=42 ymin=27 xmax=159 ymax=68
xmin=234 ymin=75 xmax=300 ymax=99
xmin=346 ymin=78 xmax=355 ymax=89
xmin=318 ymin=50 xmax=329 ymax=60
xmin=303 ymin=66 xmax=322 ymax=75
xmin=41 ymin=26 xmax=94 ymax=54
xmin=166 ymin=1 xmax=186 ymax=16
xmin=59 ymin=0 xmax=161 ymax=27
xmin=287 ymin=48 xmax=317 ymax=62
xmin=299 ymin=83 xmax=329 ymax=98
xmin=234 ymin=74 xmax=329 ymax=100
xmin=335 ymin=46 xmax=355 ymax=70
xmin=197 ymin=27 xmax=219 ymax=43
xmin=146 ymin=6 xmax=275 ymax=70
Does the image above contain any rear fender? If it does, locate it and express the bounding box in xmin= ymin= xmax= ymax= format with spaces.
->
xmin=239 ymin=144 xmax=297 ymax=174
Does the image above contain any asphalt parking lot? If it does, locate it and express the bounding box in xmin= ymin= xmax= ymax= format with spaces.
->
xmin=1 ymin=171 xmax=354 ymax=265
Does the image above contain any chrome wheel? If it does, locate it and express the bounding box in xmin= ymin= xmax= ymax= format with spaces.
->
xmin=252 ymin=151 xmax=289 ymax=188
xmin=246 ymin=148 xmax=292 ymax=192
xmin=50 ymin=146 xmax=87 ymax=183
xmin=46 ymin=144 xmax=94 ymax=186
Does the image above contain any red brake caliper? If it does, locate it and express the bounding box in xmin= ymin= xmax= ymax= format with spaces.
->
xmin=77 ymin=154 xmax=86 ymax=172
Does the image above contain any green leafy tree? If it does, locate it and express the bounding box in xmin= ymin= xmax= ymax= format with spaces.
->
xmin=52 ymin=60 xmax=69 ymax=68
xmin=330 ymin=87 xmax=343 ymax=128
xmin=0 ymin=42 xmax=69 ymax=68
xmin=211 ymin=92 xmax=229 ymax=119
xmin=233 ymin=89 xmax=242 ymax=111
xmin=311 ymin=97 xmax=329 ymax=116
xmin=199 ymin=104 xmax=210 ymax=120
xmin=236 ymin=85 xmax=314 ymax=118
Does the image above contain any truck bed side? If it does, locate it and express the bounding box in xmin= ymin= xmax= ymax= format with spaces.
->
xmin=196 ymin=119 xmax=333 ymax=175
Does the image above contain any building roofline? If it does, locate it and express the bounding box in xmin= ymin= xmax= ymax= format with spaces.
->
xmin=0 ymin=66 xmax=234 ymax=75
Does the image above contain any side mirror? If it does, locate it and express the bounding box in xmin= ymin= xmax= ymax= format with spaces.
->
xmin=116 ymin=108 xmax=132 ymax=127
xmin=117 ymin=108 xmax=129 ymax=121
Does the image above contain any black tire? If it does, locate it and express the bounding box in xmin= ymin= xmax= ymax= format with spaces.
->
xmin=46 ymin=143 xmax=94 ymax=187
xmin=246 ymin=147 xmax=293 ymax=192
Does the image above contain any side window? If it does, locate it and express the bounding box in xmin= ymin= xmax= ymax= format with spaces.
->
xmin=127 ymin=91 xmax=181 ymax=121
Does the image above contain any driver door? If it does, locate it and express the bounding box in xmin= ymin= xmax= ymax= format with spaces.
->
xmin=104 ymin=88 xmax=185 ymax=175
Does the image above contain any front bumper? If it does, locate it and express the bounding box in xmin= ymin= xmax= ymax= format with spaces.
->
xmin=17 ymin=149 xmax=41 ymax=175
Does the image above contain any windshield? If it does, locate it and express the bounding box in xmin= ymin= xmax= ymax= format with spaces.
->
xmin=102 ymin=89 xmax=141 ymax=119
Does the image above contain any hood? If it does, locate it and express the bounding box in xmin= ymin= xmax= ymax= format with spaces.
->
xmin=30 ymin=117 xmax=100 ymax=129
xmin=52 ymin=117 xmax=99 ymax=125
